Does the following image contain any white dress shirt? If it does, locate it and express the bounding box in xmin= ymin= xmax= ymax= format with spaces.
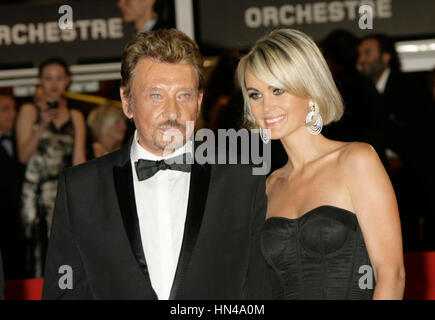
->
xmin=140 ymin=18 xmax=157 ymax=33
xmin=130 ymin=130 xmax=192 ymax=300
xmin=375 ymin=68 xmax=391 ymax=94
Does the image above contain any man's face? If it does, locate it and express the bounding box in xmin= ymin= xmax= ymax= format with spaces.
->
xmin=121 ymin=58 xmax=203 ymax=156
xmin=0 ymin=95 xmax=16 ymax=134
xmin=118 ymin=0 xmax=155 ymax=23
xmin=358 ymin=38 xmax=389 ymax=80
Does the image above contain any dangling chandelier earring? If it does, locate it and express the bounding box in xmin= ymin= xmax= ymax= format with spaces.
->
xmin=259 ymin=127 xmax=271 ymax=144
xmin=305 ymin=100 xmax=323 ymax=135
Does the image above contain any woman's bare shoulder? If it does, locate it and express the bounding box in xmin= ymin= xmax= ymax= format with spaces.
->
xmin=337 ymin=142 xmax=384 ymax=178
xmin=70 ymin=108 xmax=86 ymax=127
xmin=17 ymin=103 xmax=38 ymax=124
xmin=70 ymin=108 xmax=84 ymax=119
xmin=19 ymin=102 xmax=38 ymax=114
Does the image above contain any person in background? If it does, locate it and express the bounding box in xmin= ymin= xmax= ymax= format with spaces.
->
xmin=87 ymin=103 xmax=127 ymax=159
xmin=321 ymin=30 xmax=386 ymax=165
xmin=0 ymin=92 xmax=25 ymax=280
xmin=357 ymin=34 xmax=418 ymax=172
xmin=238 ymin=28 xmax=405 ymax=299
xmin=118 ymin=0 xmax=175 ymax=33
xmin=424 ymin=68 xmax=435 ymax=248
xmin=15 ymin=57 xmax=87 ymax=277
xmin=358 ymin=34 xmax=429 ymax=251
xmin=202 ymin=50 xmax=241 ymax=132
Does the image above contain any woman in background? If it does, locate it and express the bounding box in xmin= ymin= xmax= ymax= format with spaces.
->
xmin=237 ymin=29 xmax=405 ymax=299
xmin=87 ymin=103 xmax=127 ymax=158
xmin=16 ymin=57 xmax=86 ymax=277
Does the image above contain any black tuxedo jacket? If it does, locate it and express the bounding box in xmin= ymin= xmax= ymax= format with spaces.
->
xmin=323 ymin=67 xmax=386 ymax=165
xmin=382 ymin=71 xmax=425 ymax=162
xmin=42 ymin=140 xmax=270 ymax=299
xmin=0 ymin=134 xmax=23 ymax=206
xmin=0 ymin=134 xmax=24 ymax=280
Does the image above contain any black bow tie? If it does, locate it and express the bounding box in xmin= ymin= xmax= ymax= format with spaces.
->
xmin=135 ymin=153 xmax=192 ymax=181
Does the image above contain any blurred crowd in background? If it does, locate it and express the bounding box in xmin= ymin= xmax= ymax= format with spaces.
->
xmin=0 ymin=0 xmax=435 ymax=281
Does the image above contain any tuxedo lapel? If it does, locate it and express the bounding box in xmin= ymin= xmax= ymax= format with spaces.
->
xmin=113 ymin=140 xmax=158 ymax=299
xmin=169 ymin=160 xmax=211 ymax=300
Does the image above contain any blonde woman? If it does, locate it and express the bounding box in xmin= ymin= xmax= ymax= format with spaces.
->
xmin=237 ymin=29 xmax=405 ymax=300
xmin=87 ymin=104 xmax=127 ymax=158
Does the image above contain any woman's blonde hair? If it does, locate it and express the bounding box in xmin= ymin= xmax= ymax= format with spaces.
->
xmin=237 ymin=28 xmax=344 ymax=128
xmin=87 ymin=104 xmax=125 ymax=142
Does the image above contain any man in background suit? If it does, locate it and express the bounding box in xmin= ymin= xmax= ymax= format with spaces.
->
xmin=43 ymin=29 xmax=269 ymax=300
xmin=321 ymin=30 xmax=386 ymax=165
xmin=358 ymin=34 xmax=417 ymax=170
xmin=358 ymin=34 xmax=430 ymax=250
xmin=118 ymin=0 xmax=175 ymax=33
xmin=0 ymin=93 xmax=25 ymax=280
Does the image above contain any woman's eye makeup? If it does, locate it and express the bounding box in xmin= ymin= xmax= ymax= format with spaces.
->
xmin=248 ymin=92 xmax=262 ymax=100
xmin=273 ymin=88 xmax=285 ymax=95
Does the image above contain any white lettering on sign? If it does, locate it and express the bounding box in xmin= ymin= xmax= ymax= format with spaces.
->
xmin=244 ymin=0 xmax=392 ymax=28
xmin=0 ymin=17 xmax=124 ymax=46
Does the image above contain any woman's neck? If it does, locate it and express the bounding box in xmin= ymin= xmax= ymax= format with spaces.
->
xmin=280 ymin=126 xmax=331 ymax=172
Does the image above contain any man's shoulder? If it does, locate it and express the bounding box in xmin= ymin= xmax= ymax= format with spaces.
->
xmin=387 ymin=71 xmax=412 ymax=89
xmin=62 ymin=147 xmax=127 ymax=181
xmin=205 ymin=145 xmax=268 ymax=181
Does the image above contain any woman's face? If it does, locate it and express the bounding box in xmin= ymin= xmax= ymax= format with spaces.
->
xmin=106 ymin=118 xmax=127 ymax=143
xmin=39 ymin=63 xmax=70 ymax=101
xmin=245 ymin=70 xmax=309 ymax=140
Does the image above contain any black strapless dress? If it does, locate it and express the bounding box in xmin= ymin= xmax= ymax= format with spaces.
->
xmin=261 ymin=205 xmax=374 ymax=300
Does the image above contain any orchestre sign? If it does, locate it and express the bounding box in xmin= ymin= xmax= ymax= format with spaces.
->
xmin=243 ymin=0 xmax=392 ymax=28
xmin=0 ymin=0 xmax=134 ymax=66
xmin=0 ymin=19 xmax=123 ymax=46
xmin=196 ymin=0 xmax=435 ymax=49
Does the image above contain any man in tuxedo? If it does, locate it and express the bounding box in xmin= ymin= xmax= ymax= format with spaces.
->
xmin=358 ymin=34 xmax=430 ymax=250
xmin=0 ymin=93 xmax=25 ymax=280
xmin=357 ymin=34 xmax=418 ymax=168
xmin=42 ymin=29 xmax=269 ymax=300
xmin=321 ymin=30 xmax=386 ymax=165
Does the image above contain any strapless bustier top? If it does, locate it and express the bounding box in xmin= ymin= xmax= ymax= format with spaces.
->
xmin=261 ymin=205 xmax=374 ymax=300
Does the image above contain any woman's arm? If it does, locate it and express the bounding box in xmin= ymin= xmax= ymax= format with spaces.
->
xmin=341 ymin=142 xmax=405 ymax=300
xmin=16 ymin=103 xmax=55 ymax=164
xmin=71 ymin=109 xmax=87 ymax=165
